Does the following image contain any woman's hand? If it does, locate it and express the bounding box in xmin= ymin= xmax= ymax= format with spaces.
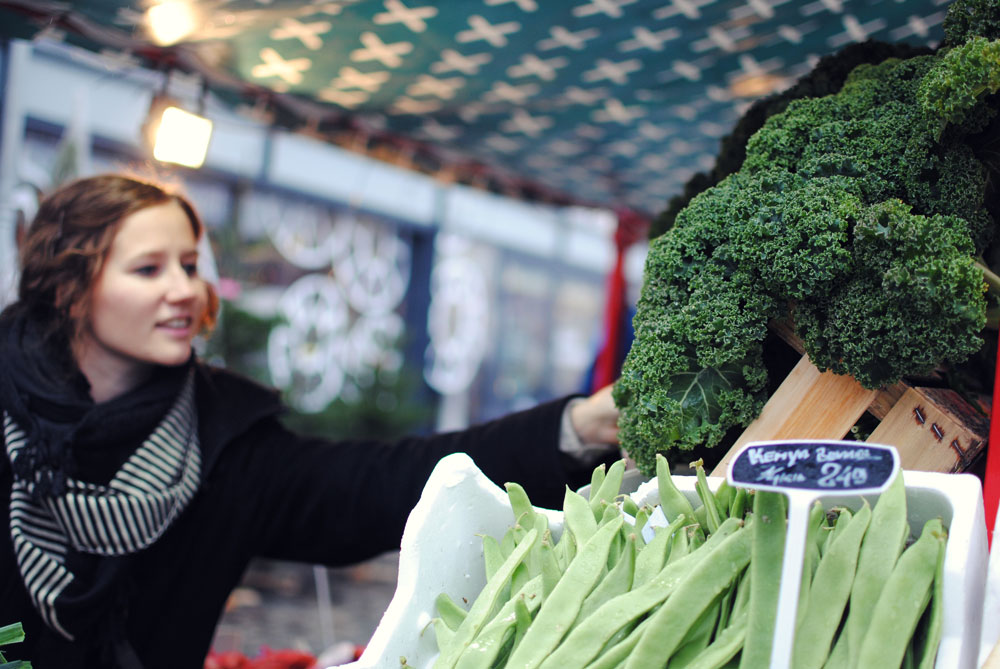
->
xmin=569 ymin=384 xmax=620 ymax=446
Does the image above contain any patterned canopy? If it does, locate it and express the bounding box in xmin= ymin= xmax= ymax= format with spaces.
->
xmin=0 ymin=0 xmax=947 ymax=216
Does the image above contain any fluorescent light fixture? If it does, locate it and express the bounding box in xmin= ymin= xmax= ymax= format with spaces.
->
xmin=152 ymin=105 xmax=213 ymax=168
xmin=146 ymin=1 xmax=198 ymax=46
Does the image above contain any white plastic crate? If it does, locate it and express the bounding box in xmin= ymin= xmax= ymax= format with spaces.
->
xmin=330 ymin=453 xmax=988 ymax=669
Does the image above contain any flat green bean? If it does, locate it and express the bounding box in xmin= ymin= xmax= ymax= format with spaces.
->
xmin=694 ymin=460 xmax=723 ymax=532
xmin=506 ymin=482 xmax=537 ymax=529
xmin=739 ymin=491 xmax=786 ymax=669
xmin=632 ymin=513 xmax=686 ymax=587
xmin=656 ymin=453 xmax=697 ymax=523
xmin=581 ymin=617 xmax=652 ymax=669
xmin=433 ymin=527 xmax=539 ymax=669
xmin=915 ymin=520 xmax=947 ymax=669
xmin=845 ymin=472 xmax=908 ymax=667
xmin=578 ymin=533 xmax=637 ymax=621
xmin=538 ymin=518 xmax=744 ymax=669
xmin=482 ymin=535 xmax=504 ymax=581
xmin=625 ymin=525 xmax=752 ymax=668
xmin=454 ymin=575 xmax=544 ymax=669
xmin=856 ymin=518 xmax=944 ymax=669
xmin=591 ymin=459 xmax=627 ymax=519
xmin=505 ymin=516 xmax=624 ymax=669
xmin=823 ymin=627 xmax=848 ymax=669
xmin=822 ymin=507 xmax=852 ymax=556
xmin=590 ymin=463 xmax=607 ymax=497
xmin=683 ymin=609 xmax=748 ymax=669
xmin=793 ymin=501 xmax=871 ymax=669
xmin=564 ymin=486 xmax=599 ymax=546
xmin=729 ymin=488 xmax=747 ymax=520
xmin=436 ymin=592 xmax=469 ymax=631
xmin=667 ymin=593 xmax=722 ymax=666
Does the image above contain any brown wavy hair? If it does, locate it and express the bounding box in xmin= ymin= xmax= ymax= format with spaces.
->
xmin=10 ymin=173 xmax=219 ymax=349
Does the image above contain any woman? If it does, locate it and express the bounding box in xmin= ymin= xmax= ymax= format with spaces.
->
xmin=0 ymin=174 xmax=622 ymax=668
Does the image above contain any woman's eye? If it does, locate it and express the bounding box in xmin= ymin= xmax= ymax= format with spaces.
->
xmin=134 ymin=265 xmax=159 ymax=276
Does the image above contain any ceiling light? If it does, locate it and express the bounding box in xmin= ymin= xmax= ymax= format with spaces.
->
xmin=149 ymin=103 xmax=213 ymax=168
xmin=730 ymin=73 xmax=787 ymax=99
xmin=146 ymin=0 xmax=198 ymax=46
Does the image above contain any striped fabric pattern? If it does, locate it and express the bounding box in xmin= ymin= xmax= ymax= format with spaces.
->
xmin=4 ymin=370 xmax=201 ymax=640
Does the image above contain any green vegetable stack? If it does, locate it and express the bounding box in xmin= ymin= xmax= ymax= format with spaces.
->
xmin=429 ymin=458 xmax=948 ymax=669
xmin=613 ymin=0 xmax=1000 ymax=476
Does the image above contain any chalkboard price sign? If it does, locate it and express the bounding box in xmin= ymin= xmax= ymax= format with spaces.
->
xmin=728 ymin=440 xmax=899 ymax=495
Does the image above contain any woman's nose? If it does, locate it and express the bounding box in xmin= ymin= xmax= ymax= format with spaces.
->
xmin=165 ymin=265 xmax=198 ymax=301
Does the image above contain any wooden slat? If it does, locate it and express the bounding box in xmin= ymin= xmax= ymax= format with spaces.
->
xmin=767 ymin=319 xmax=908 ymax=420
xmin=709 ymin=354 xmax=878 ymax=476
xmin=865 ymin=386 xmax=989 ymax=472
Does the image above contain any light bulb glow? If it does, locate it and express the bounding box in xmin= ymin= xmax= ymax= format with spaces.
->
xmin=152 ymin=106 xmax=213 ymax=168
xmin=146 ymin=1 xmax=197 ymax=46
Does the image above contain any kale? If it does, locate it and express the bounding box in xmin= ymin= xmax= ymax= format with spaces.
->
xmin=616 ymin=7 xmax=998 ymax=476
xmin=942 ymin=0 xmax=1000 ymax=46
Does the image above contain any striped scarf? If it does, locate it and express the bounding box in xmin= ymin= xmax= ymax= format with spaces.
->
xmin=4 ymin=370 xmax=201 ymax=641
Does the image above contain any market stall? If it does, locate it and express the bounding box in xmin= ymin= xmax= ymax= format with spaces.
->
xmin=0 ymin=0 xmax=998 ymax=667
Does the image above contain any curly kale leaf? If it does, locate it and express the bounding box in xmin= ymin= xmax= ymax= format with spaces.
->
xmin=919 ymin=37 xmax=1000 ymax=133
xmin=613 ymin=338 xmax=766 ymax=475
xmin=943 ymin=0 xmax=1000 ymax=46
xmin=796 ymin=200 xmax=987 ymax=389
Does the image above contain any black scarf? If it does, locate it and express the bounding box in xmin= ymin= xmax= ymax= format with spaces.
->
xmin=0 ymin=310 xmax=200 ymax=651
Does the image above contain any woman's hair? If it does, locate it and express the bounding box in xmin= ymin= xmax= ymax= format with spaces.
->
xmin=10 ymin=173 xmax=219 ymax=347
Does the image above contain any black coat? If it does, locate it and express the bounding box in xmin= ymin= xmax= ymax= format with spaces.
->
xmin=1 ymin=363 xmax=597 ymax=668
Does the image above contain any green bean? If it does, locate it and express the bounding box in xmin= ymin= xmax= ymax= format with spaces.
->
xmin=856 ymin=518 xmax=944 ymax=669
xmin=799 ymin=501 xmax=828 ymax=626
xmin=436 ymin=592 xmax=469 ymax=631
xmin=739 ymin=491 xmax=786 ymax=669
xmin=729 ymin=487 xmax=747 ymax=520
xmin=434 ymin=617 xmax=456 ymax=651
xmin=505 ymin=516 xmax=625 ymax=669
xmin=433 ymin=527 xmax=539 ymax=669
xmin=656 ymin=453 xmax=697 ymax=523
xmin=714 ymin=479 xmax=736 ymax=518
xmin=621 ymin=494 xmax=640 ymax=518
xmin=625 ymin=524 xmax=752 ymax=668
xmin=822 ymin=507 xmax=853 ymax=556
xmin=590 ymin=463 xmax=607 ymax=498
xmin=582 ymin=617 xmax=652 ymax=669
xmin=632 ymin=506 xmax=651 ymax=547
xmin=694 ymin=460 xmax=723 ymax=532
xmin=564 ymin=486 xmax=599 ymax=546
xmin=667 ymin=594 xmax=722 ymax=666
xmin=915 ymin=520 xmax=947 ymax=669
xmin=591 ymin=459 xmax=627 ymax=519
xmin=578 ymin=533 xmax=637 ymax=622
xmin=482 ymin=535 xmax=505 ymax=581
xmin=454 ymin=575 xmax=545 ymax=669
xmin=713 ymin=572 xmax=740 ymax=638
xmin=632 ymin=513 xmax=686 ymax=587
xmin=823 ymin=627 xmax=848 ymax=669
xmin=538 ymin=518 xmax=744 ymax=669
xmin=845 ymin=472 xmax=908 ymax=667
xmin=506 ymin=482 xmax=537 ymax=529
xmin=683 ymin=609 xmax=748 ymax=669
xmin=539 ymin=537 xmax=563 ymax=597
xmin=793 ymin=501 xmax=871 ymax=669
xmin=553 ymin=524 xmax=577 ymax=572
xmin=809 ymin=500 xmax=829 ymax=556
xmin=501 ymin=525 xmax=517 ymax=557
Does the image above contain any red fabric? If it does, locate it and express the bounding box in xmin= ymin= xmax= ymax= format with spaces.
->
xmin=985 ymin=334 xmax=1000 ymax=548
xmin=591 ymin=209 xmax=647 ymax=393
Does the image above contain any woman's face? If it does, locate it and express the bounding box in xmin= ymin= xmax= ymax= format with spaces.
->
xmin=75 ymin=200 xmax=208 ymax=384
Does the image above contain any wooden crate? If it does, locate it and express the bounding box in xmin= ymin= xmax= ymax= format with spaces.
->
xmin=709 ymin=322 xmax=990 ymax=477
